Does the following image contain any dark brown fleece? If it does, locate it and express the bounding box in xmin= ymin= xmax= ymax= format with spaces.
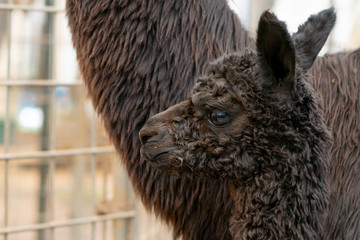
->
xmin=66 ymin=1 xmax=360 ymax=239
xmin=312 ymin=50 xmax=360 ymax=240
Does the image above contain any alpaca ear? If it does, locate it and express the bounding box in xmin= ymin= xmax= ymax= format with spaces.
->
xmin=292 ymin=8 xmax=336 ymax=71
xmin=256 ymin=11 xmax=295 ymax=92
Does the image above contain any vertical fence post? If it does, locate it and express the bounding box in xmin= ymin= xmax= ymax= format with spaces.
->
xmin=38 ymin=2 xmax=54 ymax=238
xmin=3 ymin=1 xmax=12 ymax=239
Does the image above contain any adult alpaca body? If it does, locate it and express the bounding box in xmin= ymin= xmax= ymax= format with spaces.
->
xmin=140 ymin=9 xmax=356 ymax=239
xmin=66 ymin=1 xmax=360 ymax=239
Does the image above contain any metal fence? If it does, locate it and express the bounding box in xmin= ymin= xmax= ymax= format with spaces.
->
xmin=0 ymin=0 xmax=140 ymax=239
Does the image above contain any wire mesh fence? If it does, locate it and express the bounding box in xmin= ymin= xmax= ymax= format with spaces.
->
xmin=0 ymin=0 xmax=144 ymax=239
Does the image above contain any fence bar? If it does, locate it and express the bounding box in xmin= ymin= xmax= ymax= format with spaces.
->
xmin=0 ymin=146 xmax=115 ymax=160
xmin=0 ymin=211 xmax=136 ymax=235
xmin=102 ymin=155 xmax=109 ymax=240
xmin=0 ymin=80 xmax=82 ymax=86
xmin=48 ymin=86 xmax=56 ymax=240
xmin=49 ymin=157 xmax=56 ymax=240
xmin=3 ymin=159 xmax=9 ymax=239
xmin=3 ymin=3 xmax=13 ymax=239
xmin=48 ymin=6 xmax=57 ymax=239
xmin=0 ymin=4 xmax=64 ymax=12
xmin=90 ymin=103 xmax=98 ymax=240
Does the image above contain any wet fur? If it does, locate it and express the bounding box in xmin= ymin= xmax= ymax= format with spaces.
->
xmin=66 ymin=1 xmax=360 ymax=239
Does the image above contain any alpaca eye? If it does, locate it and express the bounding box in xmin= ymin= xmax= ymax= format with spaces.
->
xmin=207 ymin=111 xmax=230 ymax=127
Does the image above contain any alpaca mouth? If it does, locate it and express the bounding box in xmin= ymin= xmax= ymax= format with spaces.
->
xmin=141 ymin=145 xmax=189 ymax=176
xmin=153 ymin=151 xmax=170 ymax=160
xmin=142 ymin=148 xmax=174 ymax=171
xmin=140 ymin=144 xmax=171 ymax=162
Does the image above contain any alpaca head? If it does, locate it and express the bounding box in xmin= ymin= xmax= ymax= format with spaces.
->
xmin=140 ymin=9 xmax=334 ymax=183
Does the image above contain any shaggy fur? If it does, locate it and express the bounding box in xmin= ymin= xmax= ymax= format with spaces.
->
xmin=66 ymin=1 xmax=252 ymax=239
xmin=140 ymin=9 xmax=334 ymax=239
xmin=66 ymin=1 xmax=360 ymax=239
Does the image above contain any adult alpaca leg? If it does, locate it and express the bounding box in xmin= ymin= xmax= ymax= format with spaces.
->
xmin=65 ymin=0 xmax=252 ymax=239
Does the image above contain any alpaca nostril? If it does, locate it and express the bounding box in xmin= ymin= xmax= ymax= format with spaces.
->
xmin=141 ymin=134 xmax=152 ymax=145
xmin=139 ymin=129 xmax=157 ymax=145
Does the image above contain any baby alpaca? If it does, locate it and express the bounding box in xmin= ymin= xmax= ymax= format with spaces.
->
xmin=140 ymin=9 xmax=336 ymax=239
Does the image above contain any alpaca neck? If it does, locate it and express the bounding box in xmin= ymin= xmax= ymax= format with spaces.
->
xmin=229 ymin=155 xmax=328 ymax=240
xmin=224 ymin=107 xmax=330 ymax=239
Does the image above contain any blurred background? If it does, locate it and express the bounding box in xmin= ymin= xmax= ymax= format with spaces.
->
xmin=0 ymin=0 xmax=359 ymax=239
